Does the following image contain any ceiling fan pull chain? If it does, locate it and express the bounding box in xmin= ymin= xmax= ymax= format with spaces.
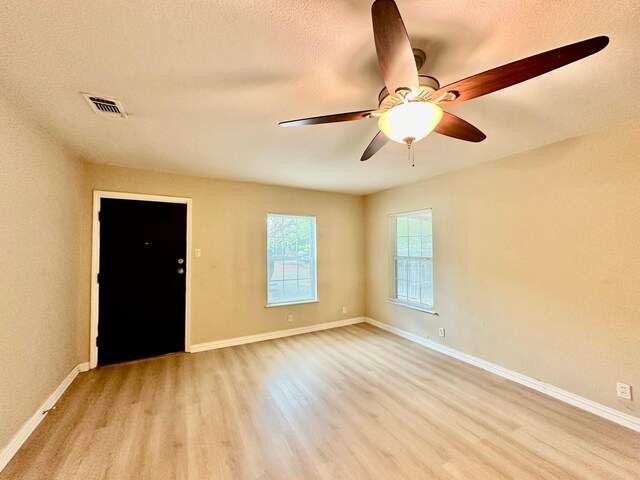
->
xmin=407 ymin=142 xmax=415 ymax=167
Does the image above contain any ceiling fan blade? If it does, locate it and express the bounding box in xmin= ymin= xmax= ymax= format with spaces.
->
xmin=279 ymin=110 xmax=374 ymax=127
xmin=372 ymin=0 xmax=419 ymax=96
xmin=434 ymin=112 xmax=486 ymax=143
xmin=361 ymin=131 xmax=389 ymax=161
xmin=431 ymin=36 xmax=609 ymax=105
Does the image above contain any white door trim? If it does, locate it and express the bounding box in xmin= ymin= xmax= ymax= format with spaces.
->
xmin=90 ymin=190 xmax=193 ymax=369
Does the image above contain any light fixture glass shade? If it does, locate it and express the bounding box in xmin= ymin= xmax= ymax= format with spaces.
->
xmin=378 ymin=102 xmax=443 ymax=144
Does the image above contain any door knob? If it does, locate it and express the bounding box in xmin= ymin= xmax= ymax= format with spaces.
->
xmin=177 ymin=268 xmax=185 ymax=274
xmin=177 ymin=258 xmax=184 ymax=264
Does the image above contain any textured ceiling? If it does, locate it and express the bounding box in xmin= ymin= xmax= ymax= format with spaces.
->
xmin=1 ymin=0 xmax=639 ymax=194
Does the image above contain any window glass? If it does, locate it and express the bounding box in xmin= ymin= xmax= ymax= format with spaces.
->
xmin=391 ymin=210 xmax=433 ymax=310
xmin=267 ymin=214 xmax=317 ymax=306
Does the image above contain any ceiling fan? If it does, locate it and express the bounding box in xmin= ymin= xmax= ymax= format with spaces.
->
xmin=279 ymin=0 xmax=609 ymax=162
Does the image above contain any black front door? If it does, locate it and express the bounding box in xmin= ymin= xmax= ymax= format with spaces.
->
xmin=98 ymin=198 xmax=187 ymax=366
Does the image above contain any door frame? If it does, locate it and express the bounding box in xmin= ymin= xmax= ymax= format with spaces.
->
xmin=89 ymin=190 xmax=193 ymax=368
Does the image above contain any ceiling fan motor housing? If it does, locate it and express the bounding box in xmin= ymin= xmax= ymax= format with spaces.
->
xmin=378 ymin=75 xmax=441 ymax=110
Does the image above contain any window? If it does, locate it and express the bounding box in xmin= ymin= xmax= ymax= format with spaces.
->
xmin=267 ymin=214 xmax=317 ymax=306
xmin=390 ymin=210 xmax=433 ymax=311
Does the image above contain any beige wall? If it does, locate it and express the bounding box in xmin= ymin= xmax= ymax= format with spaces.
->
xmin=80 ymin=164 xmax=365 ymax=357
xmin=0 ymin=100 xmax=85 ymax=448
xmin=365 ymin=120 xmax=640 ymax=416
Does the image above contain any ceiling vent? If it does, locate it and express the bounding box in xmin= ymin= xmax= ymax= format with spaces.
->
xmin=82 ymin=93 xmax=127 ymax=118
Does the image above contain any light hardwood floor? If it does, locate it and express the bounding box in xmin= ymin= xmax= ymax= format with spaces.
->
xmin=2 ymin=324 xmax=639 ymax=479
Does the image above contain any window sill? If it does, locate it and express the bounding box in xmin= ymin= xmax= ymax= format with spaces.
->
xmin=265 ymin=299 xmax=319 ymax=308
xmin=387 ymin=299 xmax=439 ymax=316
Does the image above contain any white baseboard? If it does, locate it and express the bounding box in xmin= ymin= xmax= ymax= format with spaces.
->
xmin=0 ymin=362 xmax=89 ymax=472
xmin=365 ymin=317 xmax=640 ymax=433
xmin=77 ymin=362 xmax=90 ymax=372
xmin=190 ymin=317 xmax=365 ymax=353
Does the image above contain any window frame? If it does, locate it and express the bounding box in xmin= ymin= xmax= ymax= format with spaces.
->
xmin=265 ymin=213 xmax=318 ymax=308
xmin=388 ymin=209 xmax=436 ymax=315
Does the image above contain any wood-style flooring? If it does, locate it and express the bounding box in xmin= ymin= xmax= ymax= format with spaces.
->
xmin=2 ymin=323 xmax=639 ymax=479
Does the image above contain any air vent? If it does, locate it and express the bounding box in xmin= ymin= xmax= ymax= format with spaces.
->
xmin=82 ymin=93 xmax=127 ymax=118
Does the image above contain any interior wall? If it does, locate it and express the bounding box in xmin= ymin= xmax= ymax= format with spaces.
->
xmin=365 ymin=120 xmax=640 ymax=416
xmin=80 ymin=164 xmax=365 ymax=356
xmin=0 ymin=99 xmax=85 ymax=449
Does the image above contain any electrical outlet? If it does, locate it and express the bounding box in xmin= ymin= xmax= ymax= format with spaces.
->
xmin=342 ymin=306 xmax=347 ymax=314
xmin=287 ymin=314 xmax=293 ymax=323
xmin=195 ymin=248 xmax=201 ymax=257
xmin=438 ymin=328 xmax=445 ymax=338
xmin=616 ymin=382 xmax=632 ymax=400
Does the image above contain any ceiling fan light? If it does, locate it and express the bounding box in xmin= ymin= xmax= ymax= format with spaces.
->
xmin=378 ymin=102 xmax=443 ymax=144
